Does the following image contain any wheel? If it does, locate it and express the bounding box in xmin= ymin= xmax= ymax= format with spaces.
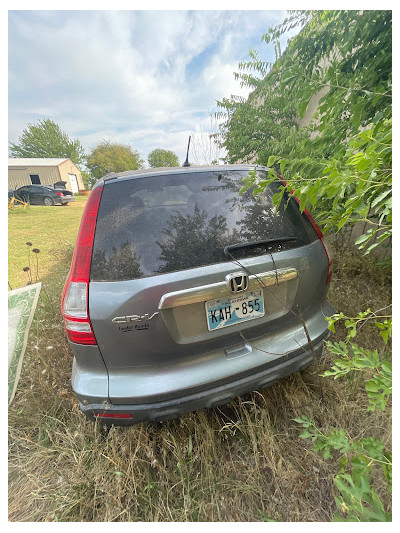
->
xmin=43 ymin=196 xmax=54 ymax=206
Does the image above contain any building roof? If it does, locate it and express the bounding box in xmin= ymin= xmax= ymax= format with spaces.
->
xmin=8 ymin=158 xmax=69 ymax=167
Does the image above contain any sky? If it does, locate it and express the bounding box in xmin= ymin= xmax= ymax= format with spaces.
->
xmin=8 ymin=9 xmax=294 ymax=166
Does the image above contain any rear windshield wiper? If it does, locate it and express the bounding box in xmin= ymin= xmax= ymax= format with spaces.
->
xmin=224 ymin=237 xmax=297 ymax=258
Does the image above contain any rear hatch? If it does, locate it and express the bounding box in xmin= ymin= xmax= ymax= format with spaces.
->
xmin=88 ymin=168 xmax=329 ymax=401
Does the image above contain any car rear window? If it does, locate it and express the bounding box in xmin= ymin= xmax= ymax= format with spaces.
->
xmin=90 ymin=169 xmax=318 ymax=281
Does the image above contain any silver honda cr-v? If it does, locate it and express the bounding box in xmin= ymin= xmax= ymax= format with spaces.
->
xmin=62 ymin=165 xmax=334 ymax=425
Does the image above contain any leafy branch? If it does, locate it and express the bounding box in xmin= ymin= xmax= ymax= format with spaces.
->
xmin=323 ymin=340 xmax=391 ymax=413
xmin=295 ymin=414 xmax=392 ymax=521
xmin=326 ymin=307 xmax=392 ymax=343
xmin=295 ymin=312 xmax=392 ymax=520
xmin=240 ymin=119 xmax=392 ymax=255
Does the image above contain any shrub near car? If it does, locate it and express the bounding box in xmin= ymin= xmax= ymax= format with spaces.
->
xmin=62 ymin=165 xmax=334 ymax=425
xmin=10 ymin=185 xmax=75 ymax=205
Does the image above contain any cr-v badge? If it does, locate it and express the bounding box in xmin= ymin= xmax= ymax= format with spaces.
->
xmin=112 ymin=312 xmax=159 ymax=324
xmin=112 ymin=312 xmax=159 ymax=333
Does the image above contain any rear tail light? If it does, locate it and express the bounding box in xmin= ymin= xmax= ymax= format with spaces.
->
xmin=321 ymin=237 xmax=333 ymax=285
xmin=277 ymin=173 xmax=332 ymax=284
xmin=61 ymin=186 xmax=104 ymax=344
xmin=303 ymin=208 xmax=333 ymax=284
xmin=64 ymin=318 xmax=97 ymax=345
xmin=63 ymin=282 xmax=88 ymax=317
xmin=56 ymin=192 xmax=63 ymax=196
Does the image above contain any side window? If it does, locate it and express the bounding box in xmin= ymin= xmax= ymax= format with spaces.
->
xmin=30 ymin=174 xmax=41 ymax=185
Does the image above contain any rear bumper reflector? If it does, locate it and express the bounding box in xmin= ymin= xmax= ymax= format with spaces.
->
xmin=94 ymin=412 xmax=133 ymax=419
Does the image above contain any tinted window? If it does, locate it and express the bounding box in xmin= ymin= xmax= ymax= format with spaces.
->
xmin=91 ymin=170 xmax=317 ymax=281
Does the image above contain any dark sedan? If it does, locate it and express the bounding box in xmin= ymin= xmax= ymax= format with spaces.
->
xmin=9 ymin=185 xmax=75 ymax=206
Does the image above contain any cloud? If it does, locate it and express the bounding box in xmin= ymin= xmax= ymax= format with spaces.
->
xmin=9 ymin=10 xmax=290 ymax=164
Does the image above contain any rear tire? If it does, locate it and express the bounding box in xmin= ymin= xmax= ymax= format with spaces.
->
xmin=43 ymin=196 xmax=54 ymax=206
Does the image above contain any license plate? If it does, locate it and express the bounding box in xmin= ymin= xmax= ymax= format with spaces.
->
xmin=205 ymin=290 xmax=265 ymax=331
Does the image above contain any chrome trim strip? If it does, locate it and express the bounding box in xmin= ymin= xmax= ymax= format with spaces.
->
xmin=158 ymin=268 xmax=298 ymax=310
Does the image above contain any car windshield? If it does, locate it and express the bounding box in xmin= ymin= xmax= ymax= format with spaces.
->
xmin=91 ymin=169 xmax=318 ymax=281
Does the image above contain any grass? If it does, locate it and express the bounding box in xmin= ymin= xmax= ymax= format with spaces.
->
xmin=8 ymin=196 xmax=88 ymax=289
xmin=8 ymin=209 xmax=392 ymax=521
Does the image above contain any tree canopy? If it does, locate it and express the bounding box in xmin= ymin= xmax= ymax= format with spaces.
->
xmin=148 ymin=148 xmax=179 ymax=168
xmin=9 ymin=119 xmax=86 ymax=166
xmin=86 ymin=141 xmax=144 ymax=180
xmin=217 ymin=10 xmax=392 ymax=253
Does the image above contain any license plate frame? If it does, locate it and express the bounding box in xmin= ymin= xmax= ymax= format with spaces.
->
xmin=205 ymin=290 xmax=265 ymax=331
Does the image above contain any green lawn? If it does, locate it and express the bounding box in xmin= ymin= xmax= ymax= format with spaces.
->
xmin=8 ymin=196 xmax=88 ymax=289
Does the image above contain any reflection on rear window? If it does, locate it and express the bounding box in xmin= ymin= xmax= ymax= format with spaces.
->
xmin=90 ymin=170 xmax=317 ymax=281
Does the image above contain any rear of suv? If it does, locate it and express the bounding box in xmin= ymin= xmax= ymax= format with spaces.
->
xmin=62 ymin=165 xmax=334 ymax=425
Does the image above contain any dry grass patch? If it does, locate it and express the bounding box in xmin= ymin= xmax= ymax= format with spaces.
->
xmin=8 ymin=243 xmax=391 ymax=522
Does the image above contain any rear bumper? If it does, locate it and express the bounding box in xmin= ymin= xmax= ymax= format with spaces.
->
xmin=60 ymin=196 xmax=75 ymax=204
xmin=78 ymin=334 xmax=327 ymax=426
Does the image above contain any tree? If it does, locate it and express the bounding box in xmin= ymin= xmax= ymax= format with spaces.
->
xmin=147 ymin=148 xmax=179 ymax=168
xmin=80 ymin=170 xmax=96 ymax=190
xmin=86 ymin=141 xmax=144 ymax=179
xmin=218 ymin=10 xmax=392 ymax=252
xmin=9 ymin=119 xmax=86 ymax=166
xmin=216 ymin=61 xmax=304 ymax=165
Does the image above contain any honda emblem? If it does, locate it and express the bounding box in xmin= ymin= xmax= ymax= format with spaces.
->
xmin=225 ymin=272 xmax=249 ymax=293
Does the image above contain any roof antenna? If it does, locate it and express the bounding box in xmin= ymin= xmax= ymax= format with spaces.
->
xmin=182 ymin=136 xmax=191 ymax=167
